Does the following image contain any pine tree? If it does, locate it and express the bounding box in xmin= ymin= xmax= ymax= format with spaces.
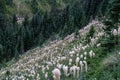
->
xmin=42 ymin=12 xmax=52 ymax=38
xmin=0 ymin=13 xmax=6 ymax=30
xmin=60 ymin=23 xmax=68 ymax=38
xmin=23 ymin=15 xmax=29 ymax=27
xmin=0 ymin=0 xmax=6 ymax=30
xmin=0 ymin=44 xmax=4 ymax=62
xmin=31 ymin=0 xmax=38 ymax=13
xmin=107 ymin=0 xmax=120 ymax=27
xmin=99 ymin=0 xmax=110 ymax=16
xmin=0 ymin=0 xmax=7 ymax=62
xmin=60 ymin=5 xmax=70 ymax=31
xmin=0 ymin=0 xmax=6 ymax=13
xmin=50 ymin=0 xmax=58 ymax=32
xmin=101 ymin=0 xmax=120 ymax=52
xmin=6 ymin=0 xmax=13 ymax=6
xmin=71 ymin=0 xmax=82 ymax=28
xmin=12 ymin=14 xmax=17 ymax=27
xmin=31 ymin=11 xmax=42 ymax=36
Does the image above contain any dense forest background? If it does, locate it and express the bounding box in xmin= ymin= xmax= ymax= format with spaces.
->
xmin=0 ymin=0 xmax=119 ymax=67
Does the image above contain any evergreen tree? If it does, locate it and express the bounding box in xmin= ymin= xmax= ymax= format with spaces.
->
xmin=23 ymin=25 xmax=34 ymax=51
xmin=101 ymin=0 xmax=120 ymax=52
xmin=99 ymin=0 xmax=110 ymax=16
xmin=60 ymin=23 xmax=68 ymax=38
xmin=0 ymin=0 xmax=6 ymax=13
xmin=0 ymin=0 xmax=7 ymax=62
xmin=59 ymin=5 xmax=70 ymax=31
xmin=0 ymin=44 xmax=4 ymax=62
xmin=62 ymin=5 xmax=70 ymax=25
xmin=67 ymin=15 xmax=74 ymax=34
xmin=31 ymin=11 xmax=42 ymax=36
xmin=0 ymin=13 xmax=6 ymax=30
xmin=107 ymin=0 xmax=120 ymax=27
xmin=23 ymin=15 xmax=29 ymax=27
xmin=83 ymin=0 xmax=103 ymax=20
xmin=31 ymin=0 xmax=38 ymax=13
xmin=70 ymin=0 xmax=82 ymax=28
xmin=0 ymin=0 xmax=6 ymax=30
xmin=6 ymin=0 xmax=13 ymax=6
xmin=42 ymin=12 xmax=52 ymax=38
xmin=50 ymin=0 xmax=58 ymax=32
xmin=12 ymin=14 xmax=17 ymax=27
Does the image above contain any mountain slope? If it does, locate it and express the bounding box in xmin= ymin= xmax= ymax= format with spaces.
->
xmin=1 ymin=20 xmax=116 ymax=80
xmin=0 ymin=0 xmax=120 ymax=79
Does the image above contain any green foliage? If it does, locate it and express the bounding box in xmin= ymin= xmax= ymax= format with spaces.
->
xmin=0 ymin=0 xmax=6 ymax=13
xmin=23 ymin=15 xmax=29 ymax=27
xmin=83 ymin=0 xmax=103 ymax=19
xmin=95 ymin=53 xmax=120 ymax=80
xmin=60 ymin=24 xmax=68 ymax=38
xmin=99 ymin=0 xmax=110 ymax=16
xmin=31 ymin=0 xmax=38 ymax=13
xmin=0 ymin=44 xmax=4 ymax=61
xmin=0 ymin=13 xmax=6 ymax=30
xmin=12 ymin=14 xmax=17 ymax=27
xmin=85 ymin=26 xmax=95 ymax=43
xmin=107 ymin=0 xmax=120 ymax=26
xmin=100 ymin=34 xmax=117 ymax=52
xmin=0 ymin=0 xmax=7 ymax=30
xmin=88 ymin=26 xmax=95 ymax=38
xmin=101 ymin=0 xmax=120 ymax=52
xmin=5 ymin=0 xmax=13 ymax=6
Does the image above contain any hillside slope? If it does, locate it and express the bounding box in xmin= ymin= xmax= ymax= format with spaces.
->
xmin=0 ymin=0 xmax=119 ymax=79
xmin=1 ymin=20 xmax=120 ymax=80
xmin=1 ymin=0 xmax=112 ymax=64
